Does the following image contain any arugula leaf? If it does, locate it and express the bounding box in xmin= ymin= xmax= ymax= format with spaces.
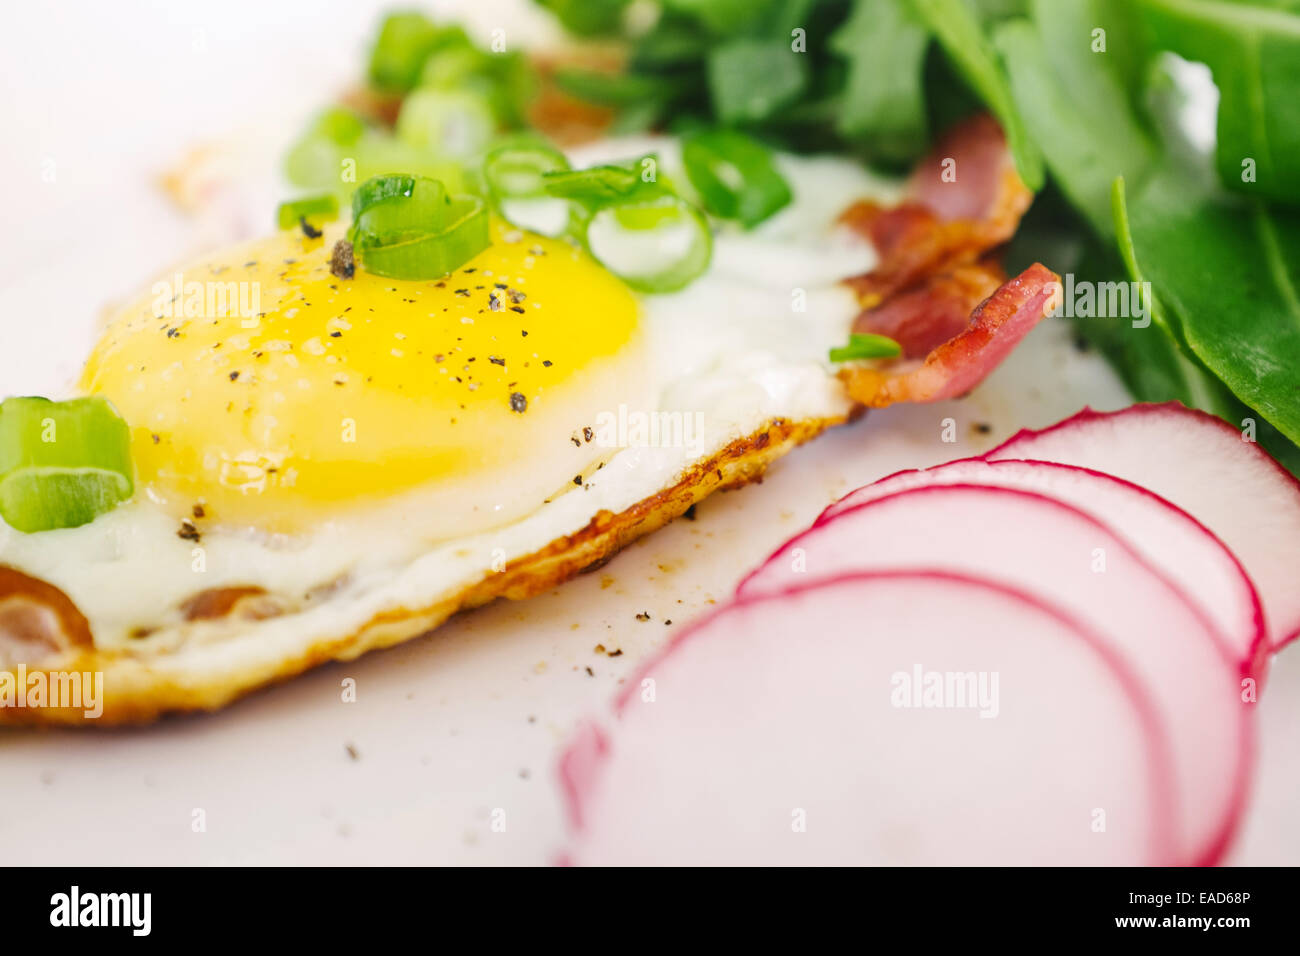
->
xmin=830 ymin=0 xmax=931 ymax=165
xmin=1116 ymin=170 xmax=1300 ymax=447
xmin=907 ymin=0 xmax=1044 ymax=190
xmin=707 ymin=37 xmax=809 ymax=123
xmin=1135 ymin=0 xmax=1300 ymax=204
xmin=994 ymin=3 xmax=1156 ymax=237
xmin=665 ymin=0 xmax=778 ymax=34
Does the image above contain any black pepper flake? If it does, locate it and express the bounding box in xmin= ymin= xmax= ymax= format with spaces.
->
xmin=974 ymin=422 xmax=992 ymax=434
xmin=150 ymin=433 xmax=161 ymax=445
xmin=510 ymin=305 xmax=525 ymax=314
xmin=177 ymin=519 xmax=201 ymax=542
xmin=192 ymin=503 xmax=206 ymax=519
xmin=329 ymin=240 xmax=355 ymax=279
xmin=635 ymin=611 xmax=651 ymax=621
xmin=509 ymin=391 xmax=527 ymax=413
xmin=585 ymin=667 xmax=594 ymax=677
xmin=609 ymin=648 xmax=624 ymax=656
xmin=229 ymin=371 xmax=240 ymax=381
xmin=582 ymin=426 xmax=594 ymax=443
xmin=299 ymin=216 xmax=322 ymax=239
xmin=454 ymin=288 xmax=470 ymax=297
xmin=542 ymin=360 xmax=553 ymax=367
xmin=572 ymin=475 xmax=582 ymax=486
xmin=488 ymin=355 xmax=505 ymax=366
xmin=520 ymin=330 xmax=528 ymax=337
xmin=165 ymin=326 xmax=180 ymax=338
xmin=330 ymin=331 xmax=342 ymax=338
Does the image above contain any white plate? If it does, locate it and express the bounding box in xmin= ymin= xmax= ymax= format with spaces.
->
xmin=0 ymin=0 xmax=1294 ymax=866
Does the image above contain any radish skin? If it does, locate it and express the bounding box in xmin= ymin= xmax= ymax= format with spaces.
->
xmin=738 ymin=484 xmax=1253 ymax=866
xmin=814 ymin=456 xmax=1267 ymax=682
xmin=985 ymin=403 xmax=1300 ymax=653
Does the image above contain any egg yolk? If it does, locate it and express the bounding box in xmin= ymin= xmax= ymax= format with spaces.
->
xmin=81 ymin=221 xmax=647 ymax=535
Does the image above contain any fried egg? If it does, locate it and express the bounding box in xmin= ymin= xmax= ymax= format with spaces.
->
xmin=0 ymin=137 xmax=891 ymax=722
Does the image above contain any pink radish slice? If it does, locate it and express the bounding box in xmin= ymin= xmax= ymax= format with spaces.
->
xmin=561 ymin=570 xmax=1176 ymax=866
xmin=985 ymin=403 xmax=1300 ymax=652
xmin=815 ymin=457 xmax=1266 ymax=680
xmin=737 ymin=485 xmax=1253 ymax=866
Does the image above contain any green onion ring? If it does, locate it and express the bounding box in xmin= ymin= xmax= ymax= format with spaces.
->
xmin=353 ymin=193 xmax=490 ymax=280
xmin=484 ymin=141 xmax=574 ymax=236
xmin=681 ymin=129 xmax=792 ymax=229
xmin=828 ymin=333 xmax=903 ymax=363
xmin=276 ymin=194 xmax=339 ymax=231
xmin=585 ymin=190 xmax=713 ymax=294
xmin=0 ymin=396 xmax=134 ymax=533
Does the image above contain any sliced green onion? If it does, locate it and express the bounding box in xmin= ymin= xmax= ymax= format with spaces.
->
xmin=483 ymin=141 xmax=573 ymax=237
xmin=682 ymin=129 xmax=792 ymax=229
xmin=355 ymin=197 xmax=489 ymax=280
xmin=0 ymin=396 xmax=133 ymax=533
xmin=417 ymin=33 xmax=537 ymax=129
xmin=485 ymin=140 xmax=569 ymax=196
xmin=276 ymin=194 xmax=339 ymax=231
xmin=351 ymin=174 xmax=441 ymax=228
xmin=348 ymin=175 xmax=489 ymax=280
xmin=396 ymin=89 xmax=496 ymax=160
xmin=284 ymin=107 xmax=366 ymax=189
xmin=829 ymin=333 xmax=903 ymax=363
xmin=585 ymin=190 xmax=712 ymax=293
xmin=542 ymin=161 xmax=645 ymax=208
xmin=367 ymin=11 xmax=443 ymax=94
xmin=552 ymin=68 xmax=675 ymax=107
xmin=349 ymin=134 xmax=470 ymax=195
xmin=350 ymin=174 xmax=419 ymax=218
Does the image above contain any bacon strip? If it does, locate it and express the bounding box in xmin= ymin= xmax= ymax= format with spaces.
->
xmin=841 ymin=263 xmax=1061 ymax=407
xmin=843 ymin=113 xmax=1034 ymax=307
xmin=0 ymin=566 xmax=93 ymax=667
xmin=837 ymin=113 xmax=1050 ymax=408
xmin=854 ymin=260 xmax=1007 ymax=357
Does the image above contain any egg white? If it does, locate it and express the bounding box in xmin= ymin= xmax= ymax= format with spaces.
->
xmin=0 ymin=138 xmax=889 ymax=663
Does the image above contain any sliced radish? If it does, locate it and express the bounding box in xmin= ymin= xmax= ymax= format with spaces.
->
xmin=814 ymin=457 xmax=1266 ymax=679
xmin=737 ymin=485 xmax=1252 ymax=865
xmin=985 ymin=403 xmax=1300 ymax=653
xmin=561 ymin=570 xmax=1176 ymax=866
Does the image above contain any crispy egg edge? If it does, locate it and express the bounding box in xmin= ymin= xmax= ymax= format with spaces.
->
xmin=0 ymin=411 xmax=855 ymax=726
